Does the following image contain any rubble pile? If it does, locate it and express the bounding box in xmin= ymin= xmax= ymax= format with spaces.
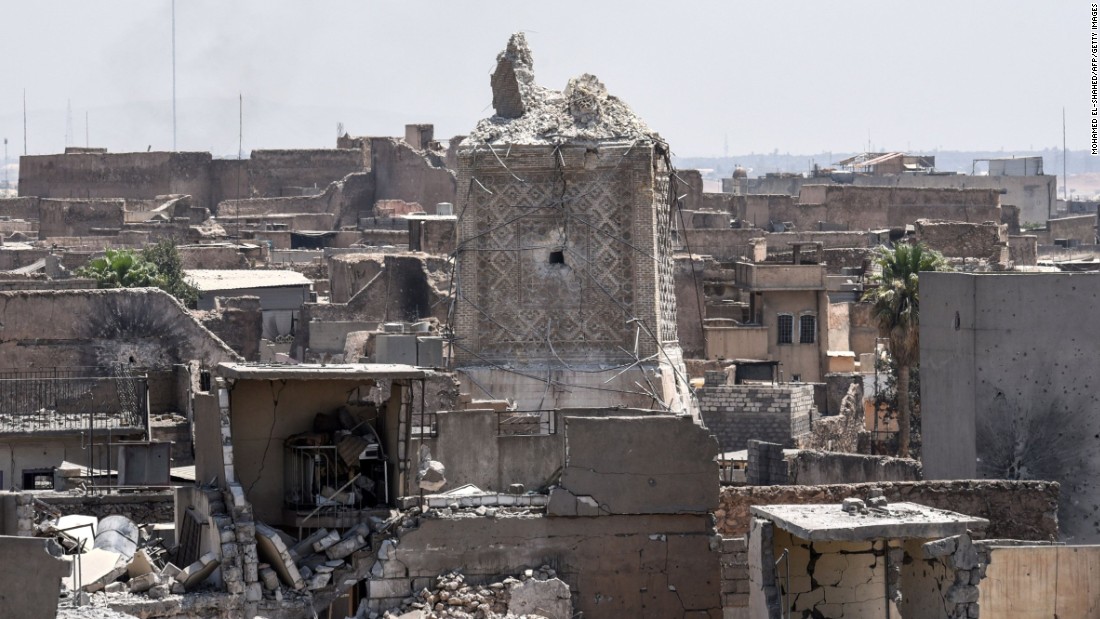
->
xmin=469 ymin=33 xmax=658 ymax=146
xmin=365 ymin=566 xmax=571 ymax=619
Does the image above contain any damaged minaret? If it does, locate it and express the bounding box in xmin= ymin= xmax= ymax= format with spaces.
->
xmin=450 ymin=33 xmax=695 ymax=416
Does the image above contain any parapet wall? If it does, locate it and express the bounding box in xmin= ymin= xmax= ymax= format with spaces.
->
xmin=715 ymin=480 xmax=1059 ymax=540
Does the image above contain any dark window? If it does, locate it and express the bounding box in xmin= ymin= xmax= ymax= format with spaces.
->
xmin=799 ymin=314 xmax=816 ymax=344
xmin=22 ymin=469 xmax=53 ymax=490
xmin=548 ymin=250 xmax=565 ymax=265
xmin=777 ymin=314 xmax=793 ymax=344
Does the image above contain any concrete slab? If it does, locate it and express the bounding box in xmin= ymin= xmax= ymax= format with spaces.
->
xmin=508 ymin=577 xmax=572 ymax=619
xmin=255 ymin=522 xmax=305 ymax=590
xmin=0 ymin=536 xmax=70 ymax=619
xmin=64 ymin=547 xmax=124 ymax=592
xmin=749 ymin=502 xmax=989 ymax=542
xmin=176 ymin=552 xmax=220 ymax=590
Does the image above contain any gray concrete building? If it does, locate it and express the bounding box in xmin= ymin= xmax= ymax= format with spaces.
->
xmin=921 ymin=271 xmax=1100 ymax=542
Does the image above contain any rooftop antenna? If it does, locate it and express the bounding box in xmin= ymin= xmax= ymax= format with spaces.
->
xmin=85 ymin=111 xmax=89 ymax=148
xmin=65 ymin=99 xmax=73 ymax=147
xmin=3 ymin=138 xmax=8 ymax=191
xmin=172 ymin=0 xmax=177 ymax=151
xmin=236 ymin=92 xmax=242 ymax=240
xmin=23 ymin=89 xmax=27 ymax=155
xmin=1062 ymin=106 xmax=1068 ymax=201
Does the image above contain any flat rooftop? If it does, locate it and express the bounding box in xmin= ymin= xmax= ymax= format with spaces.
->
xmin=185 ymin=269 xmax=312 ymax=291
xmin=217 ymin=362 xmax=425 ymax=381
xmin=751 ymin=502 xmax=988 ymax=542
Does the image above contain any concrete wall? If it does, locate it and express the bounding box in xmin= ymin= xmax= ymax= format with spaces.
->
xmin=715 ymin=480 xmax=1059 ymax=540
xmin=700 ymin=384 xmax=814 ymax=451
xmin=0 ymin=536 xmax=71 ymax=618
xmin=784 ymin=450 xmax=922 ymax=485
xmin=382 ymin=513 xmax=720 ymax=619
xmin=921 ymin=272 xmax=1100 ymax=541
xmin=419 ymin=408 xmax=563 ymax=493
xmin=979 ymin=544 xmax=1100 ymax=618
xmin=1046 ymin=213 xmax=1097 ymax=246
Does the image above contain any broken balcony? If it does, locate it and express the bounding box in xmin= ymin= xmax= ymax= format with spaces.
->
xmin=0 ymin=367 xmax=148 ymax=436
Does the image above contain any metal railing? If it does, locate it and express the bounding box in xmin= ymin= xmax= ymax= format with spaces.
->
xmin=0 ymin=368 xmax=148 ymax=434
xmin=496 ymin=410 xmax=557 ymax=437
xmin=411 ymin=409 xmax=437 ymax=438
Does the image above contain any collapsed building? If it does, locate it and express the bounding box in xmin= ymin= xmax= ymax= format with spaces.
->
xmin=0 ymin=26 xmax=1093 ymax=619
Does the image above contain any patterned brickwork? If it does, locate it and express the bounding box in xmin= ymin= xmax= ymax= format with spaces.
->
xmin=452 ymin=143 xmax=679 ymax=367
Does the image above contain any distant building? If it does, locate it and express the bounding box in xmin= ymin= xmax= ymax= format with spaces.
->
xmin=186 ymin=269 xmax=311 ymax=339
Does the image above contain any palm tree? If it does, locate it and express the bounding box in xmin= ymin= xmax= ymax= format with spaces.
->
xmin=861 ymin=242 xmax=950 ymax=458
xmin=76 ymin=248 xmax=165 ymax=289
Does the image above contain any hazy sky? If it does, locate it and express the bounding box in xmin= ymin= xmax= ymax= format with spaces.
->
xmin=0 ymin=1 xmax=1092 ymax=157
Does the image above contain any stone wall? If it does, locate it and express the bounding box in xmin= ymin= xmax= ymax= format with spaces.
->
xmin=19 ymin=151 xmax=215 ymax=208
xmin=715 ymin=480 xmax=1059 ymax=540
xmin=718 ymin=536 xmax=749 ymax=619
xmin=799 ymin=377 xmax=865 ymax=452
xmin=700 ymin=383 xmax=815 ymax=451
xmin=244 ymin=149 xmax=365 ymax=198
xmin=0 ymin=196 xmax=41 ymax=221
xmin=194 ymin=296 xmax=264 ymax=361
xmin=681 ymin=227 xmax=761 ymax=261
xmin=1008 ymin=234 xmax=1038 ymax=266
xmin=914 ymin=219 xmax=1006 ymax=260
xmin=38 ymin=198 xmax=126 ymax=238
xmin=369 ymin=138 xmax=456 ymax=213
xmin=766 ymin=186 xmax=1003 ymax=231
xmin=0 ymin=288 xmax=240 ymax=369
xmin=736 ymin=173 xmax=1053 ymax=225
xmin=785 ymin=451 xmax=922 ymax=485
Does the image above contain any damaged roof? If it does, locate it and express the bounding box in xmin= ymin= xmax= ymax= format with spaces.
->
xmin=217 ymin=362 xmax=425 ymax=380
xmin=751 ymin=502 xmax=989 ymax=542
